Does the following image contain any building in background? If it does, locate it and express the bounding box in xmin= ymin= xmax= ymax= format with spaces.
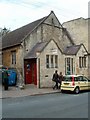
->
xmin=63 ymin=18 xmax=90 ymax=78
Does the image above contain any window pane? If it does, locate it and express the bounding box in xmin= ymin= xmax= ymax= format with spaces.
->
xmin=12 ymin=51 xmax=16 ymax=64
xmin=82 ymin=57 xmax=84 ymax=67
xmin=78 ymin=76 xmax=83 ymax=81
xmin=65 ymin=58 xmax=67 ymax=75
xmin=65 ymin=57 xmax=73 ymax=75
xmin=67 ymin=58 xmax=70 ymax=72
xmin=79 ymin=57 xmax=81 ymax=68
xmin=74 ymin=77 xmax=78 ymax=81
xmin=64 ymin=76 xmax=72 ymax=81
xmin=51 ymin=55 xmax=54 ymax=68
xmin=55 ymin=55 xmax=58 ymax=68
xmin=84 ymin=57 xmax=86 ymax=68
xmin=79 ymin=57 xmax=86 ymax=68
xmin=71 ymin=58 xmax=73 ymax=74
xmin=83 ymin=76 xmax=88 ymax=81
xmin=46 ymin=55 xmax=49 ymax=68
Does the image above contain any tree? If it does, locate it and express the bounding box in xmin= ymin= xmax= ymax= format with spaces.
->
xmin=0 ymin=27 xmax=10 ymax=37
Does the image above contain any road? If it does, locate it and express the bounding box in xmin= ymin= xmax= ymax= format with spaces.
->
xmin=2 ymin=92 xmax=89 ymax=118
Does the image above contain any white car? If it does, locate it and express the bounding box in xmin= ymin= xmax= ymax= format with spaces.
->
xmin=61 ymin=75 xmax=90 ymax=94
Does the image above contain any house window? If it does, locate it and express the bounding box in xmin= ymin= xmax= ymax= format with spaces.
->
xmin=84 ymin=57 xmax=86 ymax=67
xmin=11 ymin=51 xmax=16 ymax=65
xmin=65 ymin=57 xmax=73 ymax=75
xmin=79 ymin=57 xmax=81 ymax=68
xmin=51 ymin=18 xmax=54 ymax=25
xmin=55 ymin=55 xmax=58 ymax=68
xmin=79 ymin=56 xmax=86 ymax=68
xmin=71 ymin=58 xmax=73 ymax=74
xmin=46 ymin=55 xmax=58 ymax=68
xmin=46 ymin=55 xmax=49 ymax=68
xmin=67 ymin=58 xmax=70 ymax=72
xmin=51 ymin=55 xmax=54 ymax=68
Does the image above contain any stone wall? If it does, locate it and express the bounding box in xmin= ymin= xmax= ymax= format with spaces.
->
xmin=63 ymin=18 xmax=88 ymax=50
xmin=37 ymin=40 xmax=65 ymax=87
xmin=42 ymin=24 xmax=72 ymax=51
xmin=24 ymin=26 xmax=42 ymax=55
xmin=75 ymin=45 xmax=88 ymax=76
xmin=24 ymin=14 xmax=72 ymax=57
xmin=63 ymin=18 xmax=89 ymax=78
xmin=2 ymin=46 xmax=23 ymax=71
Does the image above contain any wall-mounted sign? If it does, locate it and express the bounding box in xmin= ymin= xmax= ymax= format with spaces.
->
xmin=51 ymin=48 xmax=57 ymax=54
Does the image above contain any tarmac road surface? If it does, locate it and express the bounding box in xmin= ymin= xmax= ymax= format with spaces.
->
xmin=2 ymin=92 xmax=89 ymax=118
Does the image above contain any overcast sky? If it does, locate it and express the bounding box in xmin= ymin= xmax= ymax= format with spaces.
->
xmin=0 ymin=0 xmax=89 ymax=31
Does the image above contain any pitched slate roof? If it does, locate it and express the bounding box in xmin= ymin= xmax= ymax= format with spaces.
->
xmin=2 ymin=11 xmax=75 ymax=50
xmin=2 ymin=17 xmax=46 ymax=49
xmin=24 ymin=41 xmax=48 ymax=59
xmin=63 ymin=44 xmax=82 ymax=55
xmin=24 ymin=39 xmax=63 ymax=59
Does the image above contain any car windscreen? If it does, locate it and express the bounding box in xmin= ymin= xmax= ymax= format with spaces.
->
xmin=63 ymin=76 xmax=72 ymax=81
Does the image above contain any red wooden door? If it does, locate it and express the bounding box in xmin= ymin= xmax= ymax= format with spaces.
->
xmin=24 ymin=59 xmax=37 ymax=85
xmin=24 ymin=60 xmax=32 ymax=84
xmin=33 ymin=62 xmax=37 ymax=85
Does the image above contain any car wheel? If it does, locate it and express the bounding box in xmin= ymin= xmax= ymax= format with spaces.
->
xmin=61 ymin=90 xmax=64 ymax=93
xmin=74 ymin=87 xmax=80 ymax=94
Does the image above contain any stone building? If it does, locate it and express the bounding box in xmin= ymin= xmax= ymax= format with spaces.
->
xmin=2 ymin=11 xmax=89 ymax=88
xmin=63 ymin=18 xmax=90 ymax=78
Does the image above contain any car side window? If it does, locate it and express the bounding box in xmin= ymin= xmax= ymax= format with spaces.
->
xmin=83 ymin=76 xmax=88 ymax=81
xmin=88 ymin=79 xmax=90 ymax=82
xmin=78 ymin=76 xmax=83 ymax=81
xmin=74 ymin=77 xmax=78 ymax=81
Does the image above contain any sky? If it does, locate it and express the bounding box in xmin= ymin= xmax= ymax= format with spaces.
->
xmin=0 ymin=0 xmax=90 ymax=31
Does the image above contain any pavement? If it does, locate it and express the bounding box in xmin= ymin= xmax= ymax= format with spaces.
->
xmin=0 ymin=84 xmax=61 ymax=99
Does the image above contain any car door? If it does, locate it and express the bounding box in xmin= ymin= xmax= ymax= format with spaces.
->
xmin=82 ymin=76 xmax=89 ymax=90
xmin=83 ymin=77 xmax=90 ymax=90
xmin=78 ymin=76 xmax=87 ymax=90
